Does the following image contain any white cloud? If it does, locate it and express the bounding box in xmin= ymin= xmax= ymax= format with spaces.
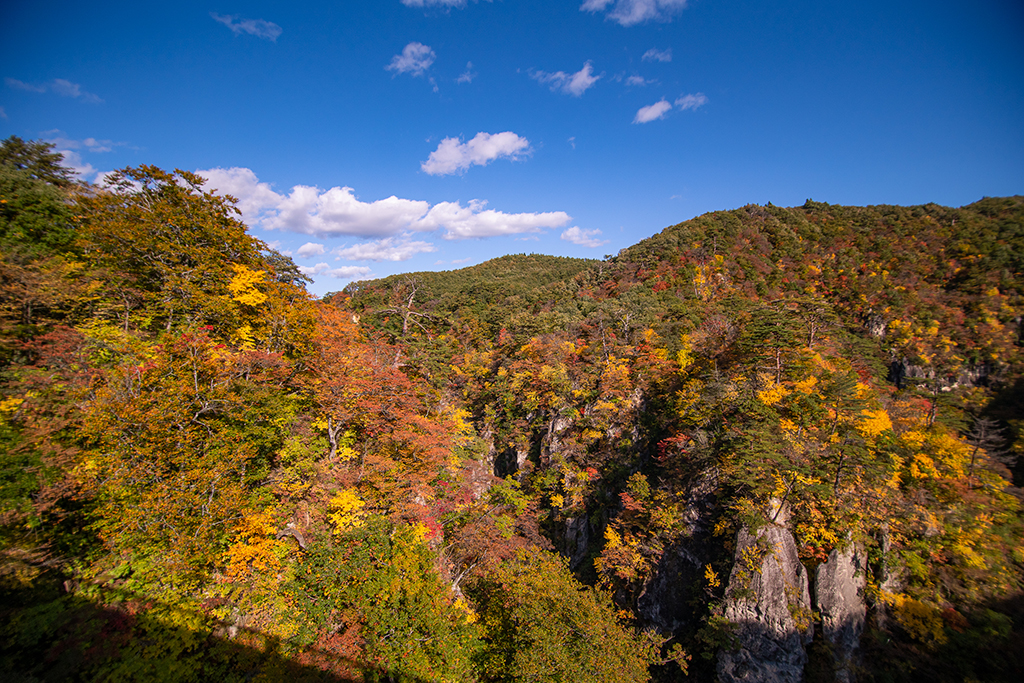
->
xmin=581 ymin=0 xmax=689 ymax=27
xmin=0 ymin=106 xmax=6 ymax=120
xmin=5 ymin=77 xmax=102 ymax=103
xmin=299 ymin=263 xmax=330 ymax=275
xmin=386 ymin=42 xmax=436 ymax=76
xmin=298 ymin=263 xmax=373 ymax=280
xmin=633 ymin=99 xmax=672 ymax=123
xmin=56 ymin=150 xmax=97 ymax=182
xmin=531 ymin=62 xmax=600 ymax=97
xmin=93 ymin=170 xmax=122 ymax=187
xmin=457 ymin=62 xmax=476 ymax=84
xmin=629 ymin=93 xmax=704 ymax=124
xmin=421 ymin=131 xmax=531 ymax=176
xmin=625 ymin=75 xmax=654 ymax=86
xmin=333 ymin=235 xmax=436 ymax=262
xmin=675 ymin=92 xmax=708 ymax=110
xmin=197 ymin=167 xmax=571 ymax=242
xmin=211 ymin=13 xmax=282 ymax=41
xmin=268 ymin=185 xmax=432 ymax=237
xmin=642 ymin=47 xmax=672 ymax=62
xmin=197 ymin=167 xmax=287 ymax=224
xmin=297 ymin=242 xmax=326 ymax=258
xmin=415 ymin=199 xmax=571 ymax=240
xmin=561 ymin=226 xmax=609 ymax=248
xmin=200 ymin=168 xmax=419 ymax=238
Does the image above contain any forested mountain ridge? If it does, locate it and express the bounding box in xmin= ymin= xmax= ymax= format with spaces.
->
xmin=2 ymin=137 xmax=1022 ymax=682
xmin=342 ymin=196 xmax=1024 ymax=681
xmin=349 ymin=196 xmax=1023 ymax=378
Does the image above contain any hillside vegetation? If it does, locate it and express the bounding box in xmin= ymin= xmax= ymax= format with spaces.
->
xmin=2 ymin=137 xmax=1022 ymax=682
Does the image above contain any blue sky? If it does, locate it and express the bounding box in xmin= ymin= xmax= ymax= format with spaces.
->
xmin=2 ymin=0 xmax=1022 ymax=296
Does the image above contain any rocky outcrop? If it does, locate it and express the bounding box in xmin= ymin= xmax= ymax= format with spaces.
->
xmin=888 ymin=357 xmax=993 ymax=391
xmin=275 ymin=524 xmax=308 ymax=550
xmin=865 ymin=314 xmax=887 ymax=340
xmin=815 ymin=545 xmax=867 ymax=683
xmin=718 ymin=524 xmax=814 ymax=683
xmin=542 ymin=414 xmax=574 ymax=462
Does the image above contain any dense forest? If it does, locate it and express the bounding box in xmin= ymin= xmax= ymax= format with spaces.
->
xmin=1 ymin=137 xmax=1022 ymax=682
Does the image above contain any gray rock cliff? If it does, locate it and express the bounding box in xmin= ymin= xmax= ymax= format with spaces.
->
xmin=718 ymin=524 xmax=814 ymax=683
xmin=815 ymin=544 xmax=867 ymax=683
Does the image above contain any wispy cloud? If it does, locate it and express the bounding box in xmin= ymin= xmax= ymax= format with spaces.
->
xmin=49 ymin=79 xmax=96 ymax=100
xmin=531 ymin=61 xmax=601 ymax=97
xmin=298 ymin=263 xmax=373 ymax=280
xmin=675 ymin=92 xmax=707 ymax=110
xmin=633 ymin=99 xmax=672 ymax=123
xmin=561 ymin=226 xmax=609 ymax=247
xmin=401 ymin=0 xmax=490 ymax=7
xmin=43 ymin=131 xmax=121 ymax=154
xmin=422 ymin=131 xmax=531 ymax=176
xmin=457 ymin=62 xmax=477 ymax=84
xmin=0 ymin=107 xmax=7 ymax=120
xmin=197 ymin=167 xmax=572 ymax=241
xmin=211 ymin=13 xmax=282 ymax=41
xmin=642 ymin=47 xmax=672 ymax=62
xmin=633 ymin=93 xmax=706 ymax=123
xmin=581 ymin=0 xmax=689 ymax=27
xmin=5 ymin=78 xmax=45 ymax=93
xmin=387 ymin=42 xmax=436 ymax=76
xmin=625 ymin=75 xmax=654 ymax=86
xmin=5 ymin=77 xmax=102 ymax=103
xmin=333 ymin=235 xmax=436 ymax=262
xmin=40 ymin=131 xmax=125 ymax=182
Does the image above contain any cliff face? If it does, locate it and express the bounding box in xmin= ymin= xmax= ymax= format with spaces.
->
xmin=815 ymin=545 xmax=867 ymax=683
xmin=710 ymin=527 xmax=869 ymax=683
xmin=718 ymin=524 xmax=814 ymax=683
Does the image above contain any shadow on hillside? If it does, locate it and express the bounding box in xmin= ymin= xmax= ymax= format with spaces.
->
xmin=857 ymin=592 xmax=1024 ymax=683
xmin=985 ymin=375 xmax=1024 ymax=487
xmin=651 ymin=593 xmax=1024 ymax=683
xmin=1 ymin=580 xmax=429 ymax=683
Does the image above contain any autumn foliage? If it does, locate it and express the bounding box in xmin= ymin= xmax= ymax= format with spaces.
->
xmin=2 ymin=139 xmax=1022 ymax=682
